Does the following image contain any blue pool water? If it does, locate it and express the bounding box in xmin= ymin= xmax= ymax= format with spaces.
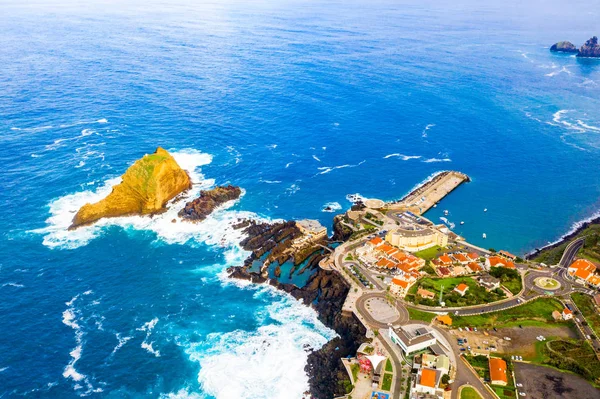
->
xmin=1 ymin=0 xmax=599 ymax=397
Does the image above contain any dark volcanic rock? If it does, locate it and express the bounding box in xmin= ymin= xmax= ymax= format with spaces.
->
xmin=550 ymin=41 xmax=578 ymax=53
xmin=578 ymin=36 xmax=600 ymax=58
xmin=226 ymin=266 xmax=366 ymax=399
xmin=179 ymin=185 xmax=241 ymax=221
xmin=331 ymin=214 xmax=353 ymax=242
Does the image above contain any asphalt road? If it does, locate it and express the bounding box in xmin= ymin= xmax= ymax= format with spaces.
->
xmin=559 ymin=237 xmax=585 ymax=267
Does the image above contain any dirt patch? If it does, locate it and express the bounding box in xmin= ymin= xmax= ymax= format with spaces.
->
xmin=450 ymin=325 xmax=576 ymax=358
xmin=514 ymin=362 xmax=600 ymax=399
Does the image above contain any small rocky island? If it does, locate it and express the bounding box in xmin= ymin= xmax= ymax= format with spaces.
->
xmin=70 ymin=147 xmax=191 ymax=229
xmin=550 ymin=41 xmax=578 ymax=53
xmin=578 ymin=36 xmax=600 ymax=58
xmin=550 ymin=36 xmax=600 ymax=57
xmin=179 ymin=185 xmax=242 ymax=221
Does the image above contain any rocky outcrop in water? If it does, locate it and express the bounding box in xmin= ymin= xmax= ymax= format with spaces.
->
xmin=332 ymin=214 xmax=353 ymax=242
xmin=550 ymin=41 xmax=578 ymax=53
xmin=578 ymin=36 xmax=600 ymax=58
xmin=227 ymin=266 xmax=366 ymax=399
xmin=70 ymin=147 xmax=191 ymax=229
xmin=179 ymin=185 xmax=241 ymax=221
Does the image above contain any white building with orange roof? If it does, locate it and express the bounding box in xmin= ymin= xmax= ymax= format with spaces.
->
xmin=467 ymin=252 xmax=480 ymax=261
xmin=562 ymin=308 xmax=573 ymax=320
xmin=568 ymin=259 xmax=597 ymax=284
xmin=452 ymin=253 xmax=469 ymax=264
xmin=467 ymin=262 xmax=482 ymax=273
xmin=453 ymin=283 xmax=469 ymax=296
xmin=437 ymin=254 xmax=453 ymax=266
xmin=366 ymin=236 xmax=384 ymax=249
xmin=390 ymin=277 xmax=412 ymax=297
xmin=486 ymin=256 xmax=516 ymax=269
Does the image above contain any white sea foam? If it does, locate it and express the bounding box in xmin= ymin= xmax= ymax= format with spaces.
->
xmin=545 ymin=66 xmax=572 ymax=77
xmin=97 ymin=118 xmax=108 ymax=123
xmin=422 ymin=158 xmax=451 ymax=163
xmin=317 ymin=160 xmax=365 ymax=175
xmin=549 ymin=110 xmax=586 ymax=132
xmin=285 ymin=162 xmax=293 ymax=168
xmin=421 ymin=123 xmax=435 ymax=138
xmin=267 ymin=144 xmax=278 ymax=149
xmin=259 ymin=179 xmax=282 ymax=184
xmin=184 ymin=287 xmax=335 ymax=399
xmin=383 ymin=153 xmax=421 ymax=160
xmin=0 ymin=366 xmax=8 ymax=373
xmin=2 ymin=282 xmax=24 ymax=288
xmin=286 ymin=183 xmax=300 ymax=195
xmin=577 ymin=120 xmax=600 ymax=132
xmin=439 ymin=217 xmax=455 ymax=230
xmin=322 ymin=202 xmax=342 ymax=212
xmin=81 ymin=128 xmax=94 ymax=136
xmin=62 ymin=293 xmax=100 ymax=395
xmin=312 ymin=155 xmax=321 ymax=162
xmin=346 ymin=193 xmax=368 ymax=204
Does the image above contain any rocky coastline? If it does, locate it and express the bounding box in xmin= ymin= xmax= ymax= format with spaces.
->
xmin=179 ymin=185 xmax=242 ymax=221
xmin=526 ymin=215 xmax=600 ymax=261
xmin=227 ymin=266 xmax=366 ymax=399
xmin=227 ymin=218 xmax=366 ymax=399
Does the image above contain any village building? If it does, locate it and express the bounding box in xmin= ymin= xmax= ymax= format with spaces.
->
xmin=293 ymin=219 xmax=327 ymax=247
xmin=452 ymin=266 xmax=468 ymax=276
xmin=562 ymin=308 xmax=573 ymax=320
xmin=499 ymin=250 xmax=517 ymax=260
xmin=390 ymin=278 xmax=411 ymax=297
xmin=467 ymin=252 xmax=480 ymax=261
xmin=385 ymin=226 xmax=448 ymax=252
xmin=467 ymin=262 xmax=482 ymax=273
xmin=435 ymin=267 xmax=452 ymax=277
xmin=417 ymin=288 xmax=436 ymax=300
xmin=477 ymin=274 xmax=501 ymax=291
xmin=421 ymin=354 xmax=450 ymax=375
xmin=389 ymin=326 xmax=437 ymax=355
xmin=453 ymin=283 xmax=469 ymax=296
xmin=552 ymin=310 xmax=562 ymax=321
xmin=568 ymin=259 xmax=600 ymax=287
xmin=452 ymin=253 xmax=469 ymax=264
xmin=489 ymin=357 xmax=508 ymax=386
xmin=486 ymin=256 xmax=516 ymax=269
xmin=435 ymin=314 xmax=452 ymax=326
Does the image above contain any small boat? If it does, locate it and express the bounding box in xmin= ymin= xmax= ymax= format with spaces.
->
xmin=443 ymin=210 xmax=449 ymax=216
xmin=433 ymin=204 xmax=437 ymax=208
xmin=460 ymin=221 xmax=464 ymax=225
xmin=482 ymin=233 xmax=487 ymax=239
xmin=484 ymin=208 xmax=488 ymax=212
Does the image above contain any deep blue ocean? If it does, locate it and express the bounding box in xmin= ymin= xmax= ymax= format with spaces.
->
xmin=1 ymin=0 xmax=599 ymax=397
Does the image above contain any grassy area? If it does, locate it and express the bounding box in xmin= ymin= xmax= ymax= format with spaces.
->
xmin=453 ymin=298 xmax=567 ymax=328
xmin=532 ymin=221 xmax=600 ymax=265
xmin=408 ymin=276 xmax=506 ymax=307
xmin=351 ymin=363 xmax=360 ymax=382
xmin=491 ymin=386 xmax=516 ymax=399
xmin=489 ymin=267 xmax=522 ymax=295
xmin=382 ymin=373 xmax=393 ymax=391
xmin=414 ymin=246 xmax=443 ymax=261
xmin=460 ymin=387 xmax=483 ymax=399
xmin=572 ymin=292 xmax=600 ymax=338
xmin=464 ymin=355 xmax=490 ymax=380
xmin=535 ymin=338 xmax=600 ymax=385
xmin=407 ymin=307 xmax=437 ymax=323
xmin=385 ymin=358 xmax=393 ymax=373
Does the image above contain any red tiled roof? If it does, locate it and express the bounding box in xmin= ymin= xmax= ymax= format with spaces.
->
xmin=489 ymin=358 xmax=508 ymax=384
xmin=569 ymin=259 xmax=596 ymax=273
xmin=467 ymin=252 xmax=479 ymax=260
xmin=368 ymin=237 xmax=383 ymax=246
xmin=438 ymin=254 xmax=452 ymax=264
xmin=467 ymin=262 xmax=482 ymax=272
xmin=420 ymin=368 xmax=437 ymax=388
xmin=438 ymin=267 xmax=451 ymax=276
xmin=563 ymin=308 xmax=572 ymax=315
xmin=499 ymin=250 xmax=517 ymax=260
xmin=392 ymin=278 xmax=410 ymax=289
xmin=453 ymin=253 xmax=468 ymax=263
xmin=573 ymin=268 xmax=592 ymax=281
xmin=455 ymin=283 xmax=469 ymax=293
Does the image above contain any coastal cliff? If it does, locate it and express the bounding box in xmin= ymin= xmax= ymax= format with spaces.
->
xmin=227 ymin=266 xmax=366 ymax=399
xmin=578 ymin=36 xmax=600 ymax=58
xmin=70 ymin=147 xmax=191 ymax=229
xmin=550 ymin=41 xmax=578 ymax=53
xmin=179 ymin=185 xmax=242 ymax=221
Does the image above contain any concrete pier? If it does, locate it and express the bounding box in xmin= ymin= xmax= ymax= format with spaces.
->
xmin=391 ymin=171 xmax=469 ymax=215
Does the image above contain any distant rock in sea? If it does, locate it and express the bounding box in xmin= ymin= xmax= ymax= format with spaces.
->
xmin=550 ymin=41 xmax=578 ymax=53
xmin=70 ymin=147 xmax=191 ymax=229
xmin=577 ymin=36 xmax=600 ymax=58
xmin=179 ymin=185 xmax=242 ymax=221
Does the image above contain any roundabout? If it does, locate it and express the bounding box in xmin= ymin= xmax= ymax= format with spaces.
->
xmin=534 ymin=276 xmax=561 ymax=291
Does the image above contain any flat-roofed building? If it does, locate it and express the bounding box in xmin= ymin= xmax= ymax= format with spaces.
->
xmin=293 ymin=220 xmax=327 ymax=247
xmin=389 ymin=326 xmax=437 ymax=355
xmin=413 ymin=367 xmax=441 ymax=397
xmin=386 ymin=227 xmax=448 ymax=252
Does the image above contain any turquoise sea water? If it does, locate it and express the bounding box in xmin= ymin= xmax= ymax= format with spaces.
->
xmin=1 ymin=0 xmax=599 ymax=397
